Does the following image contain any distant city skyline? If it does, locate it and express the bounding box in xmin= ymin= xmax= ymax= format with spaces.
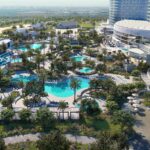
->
xmin=0 ymin=0 xmax=109 ymax=7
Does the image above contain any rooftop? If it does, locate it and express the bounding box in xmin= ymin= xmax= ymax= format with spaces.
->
xmin=56 ymin=21 xmax=78 ymax=29
xmin=115 ymin=20 xmax=150 ymax=31
xmin=0 ymin=39 xmax=11 ymax=45
xmin=129 ymin=48 xmax=144 ymax=55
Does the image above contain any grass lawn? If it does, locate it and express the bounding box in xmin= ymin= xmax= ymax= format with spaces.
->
xmin=0 ymin=116 xmax=121 ymax=138
xmin=56 ymin=115 xmax=121 ymax=137
xmin=6 ymin=142 xmax=37 ymax=150
xmin=80 ymin=22 xmax=94 ymax=29
xmin=6 ymin=142 xmax=89 ymax=150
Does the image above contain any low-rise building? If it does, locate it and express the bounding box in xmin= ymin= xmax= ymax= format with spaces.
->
xmin=32 ymin=22 xmax=45 ymax=30
xmin=56 ymin=21 xmax=78 ymax=35
xmin=0 ymin=39 xmax=13 ymax=49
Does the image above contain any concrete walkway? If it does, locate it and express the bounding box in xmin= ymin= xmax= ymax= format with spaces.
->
xmin=129 ymin=106 xmax=150 ymax=150
xmin=4 ymin=133 xmax=96 ymax=145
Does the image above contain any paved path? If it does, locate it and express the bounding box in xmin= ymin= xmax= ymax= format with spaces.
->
xmin=129 ymin=106 xmax=150 ymax=150
xmin=141 ymin=73 xmax=150 ymax=90
xmin=4 ymin=133 xmax=96 ymax=145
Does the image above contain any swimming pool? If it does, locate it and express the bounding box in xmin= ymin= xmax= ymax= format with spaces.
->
xmin=0 ymin=52 xmax=13 ymax=66
xmin=11 ymin=73 xmax=107 ymax=98
xmin=12 ymin=74 xmax=37 ymax=83
xmin=79 ymin=67 xmax=94 ymax=74
xmin=18 ymin=47 xmax=28 ymax=52
xmin=121 ymin=48 xmax=129 ymax=52
xmin=45 ymin=77 xmax=90 ymax=98
xmin=11 ymin=58 xmax=22 ymax=63
xmin=31 ymin=43 xmax=42 ymax=50
xmin=71 ymin=55 xmax=87 ymax=62
xmin=18 ymin=43 xmax=42 ymax=52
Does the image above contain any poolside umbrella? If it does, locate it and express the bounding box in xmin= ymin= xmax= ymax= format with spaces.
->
xmin=127 ymin=96 xmax=134 ymax=100
xmin=14 ymin=53 xmax=18 ymax=56
xmin=132 ymin=100 xmax=140 ymax=104
xmin=132 ymin=93 xmax=138 ymax=97
xmin=134 ymin=108 xmax=138 ymax=112
xmin=129 ymin=100 xmax=132 ymax=104
xmin=21 ymin=73 xmax=30 ymax=77
xmin=133 ymin=103 xmax=140 ymax=108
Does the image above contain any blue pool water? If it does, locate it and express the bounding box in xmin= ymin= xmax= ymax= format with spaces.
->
xmin=18 ymin=43 xmax=42 ymax=52
xmin=12 ymin=75 xmax=90 ymax=98
xmin=121 ymin=48 xmax=129 ymax=52
xmin=31 ymin=43 xmax=42 ymax=50
xmin=75 ymin=103 xmax=81 ymax=108
xmin=45 ymin=77 xmax=90 ymax=98
xmin=0 ymin=52 xmax=13 ymax=66
xmin=79 ymin=67 xmax=94 ymax=73
xmin=18 ymin=47 xmax=28 ymax=52
xmin=11 ymin=74 xmax=107 ymax=98
xmin=71 ymin=55 xmax=87 ymax=62
xmin=12 ymin=74 xmax=37 ymax=83
xmin=11 ymin=58 xmax=22 ymax=63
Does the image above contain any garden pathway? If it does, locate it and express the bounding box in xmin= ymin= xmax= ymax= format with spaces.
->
xmin=4 ymin=133 xmax=96 ymax=145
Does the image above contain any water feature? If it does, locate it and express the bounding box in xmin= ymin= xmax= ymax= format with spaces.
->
xmin=79 ymin=67 xmax=94 ymax=74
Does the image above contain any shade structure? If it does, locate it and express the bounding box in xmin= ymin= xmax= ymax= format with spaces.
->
xmin=132 ymin=93 xmax=138 ymax=97
xmin=134 ymin=108 xmax=138 ymax=112
xmin=21 ymin=73 xmax=30 ymax=77
xmin=127 ymin=96 xmax=134 ymax=100
xmin=132 ymin=100 xmax=140 ymax=104
xmin=133 ymin=103 xmax=140 ymax=108
xmin=129 ymin=100 xmax=132 ymax=104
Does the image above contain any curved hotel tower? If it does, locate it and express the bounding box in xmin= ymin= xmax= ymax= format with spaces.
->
xmin=109 ymin=0 xmax=150 ymax=25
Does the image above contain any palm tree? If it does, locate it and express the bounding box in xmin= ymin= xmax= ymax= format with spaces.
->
xmin=58 ymin=101 xmax=68 ymax=120
xmin=70 ymin=78 xmax=81 ymax=103
xmin=86 ymin=48 xmax=93 ymax=60
xmin=38 ymin=69 xmax=48 ymax=91
xmin=27 ymin=49 xmax=34 ymax=61
xmin=35 ymin=54 xmax=43 ymax=70
xmin=20 ymin=53 xmax=28 ymax=66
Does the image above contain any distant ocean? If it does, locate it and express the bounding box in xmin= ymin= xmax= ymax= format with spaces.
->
xmin=0 ymin=7 xmax=109 ymax=17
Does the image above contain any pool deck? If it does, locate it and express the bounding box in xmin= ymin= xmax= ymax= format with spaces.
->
xmin=10 ymin=87 xmax=86 ymax=108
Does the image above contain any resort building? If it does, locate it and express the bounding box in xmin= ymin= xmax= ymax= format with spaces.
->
xmin=109 ymin=0 xmax=150 ymax=25
xmin=15 ymin=28 xmax=28 ymax=36
xmin=113 ymin=20 xmax=150 ymax=46
xmin=56 ymin=21 xmax=78 ymax=35
xmin=32 ymin=22 xmax=45 ymax=30
xmin=0 ymin=39 xmax=13 ymax=49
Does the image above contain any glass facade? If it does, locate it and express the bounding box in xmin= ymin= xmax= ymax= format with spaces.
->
xmin=109 ymin=0 xmax=150 ymax=25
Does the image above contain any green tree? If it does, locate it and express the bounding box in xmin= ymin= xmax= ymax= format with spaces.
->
xmin=90 ymin=131 xmax=128 ymax=150
xmin=0 ymin=137 xmax=6 ymax=150
xmin=143 ymin=92 xmax=150 ymax=107
xmin=106 ymin=100 xmax=119 ymax=114
xmin=19 ymin=109 xmax=32 ymax=122
xmin=36 ymin=108 xmax=55 ymax=131
xmin=90 ymin=79 xmax=100 ymax=91
xmin=80 ymin=99 xmax=101 ymax=116
xmin=58 ymin=101 xmax=68 ymax=120
xmin=131 ymin=69 xmax=140 ymax=77
xmin=111 ymin=110 xmax=134 ymax=129
xmin=36 ymin=131 xmax=70 ymax=150
xmin=70 ymin=78 xmax=81 ymax=102
xmin=20 ymin=53 xmax=28 ymax=66
xmin=0 ymin=69 xmax=10 ymax=92
xmin=1 ymin=109 xmax=15 ymax=122
xmin=1 ymin=91 xmax=19 ymax=109
xmin=86 ymin=49 xmax=93 ymax=59
xmin=96 ymin=63 xmax=107 ymax=73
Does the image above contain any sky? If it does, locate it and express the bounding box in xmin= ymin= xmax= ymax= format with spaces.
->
xmin=0 ymin=0 xmax=109 ymax=7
